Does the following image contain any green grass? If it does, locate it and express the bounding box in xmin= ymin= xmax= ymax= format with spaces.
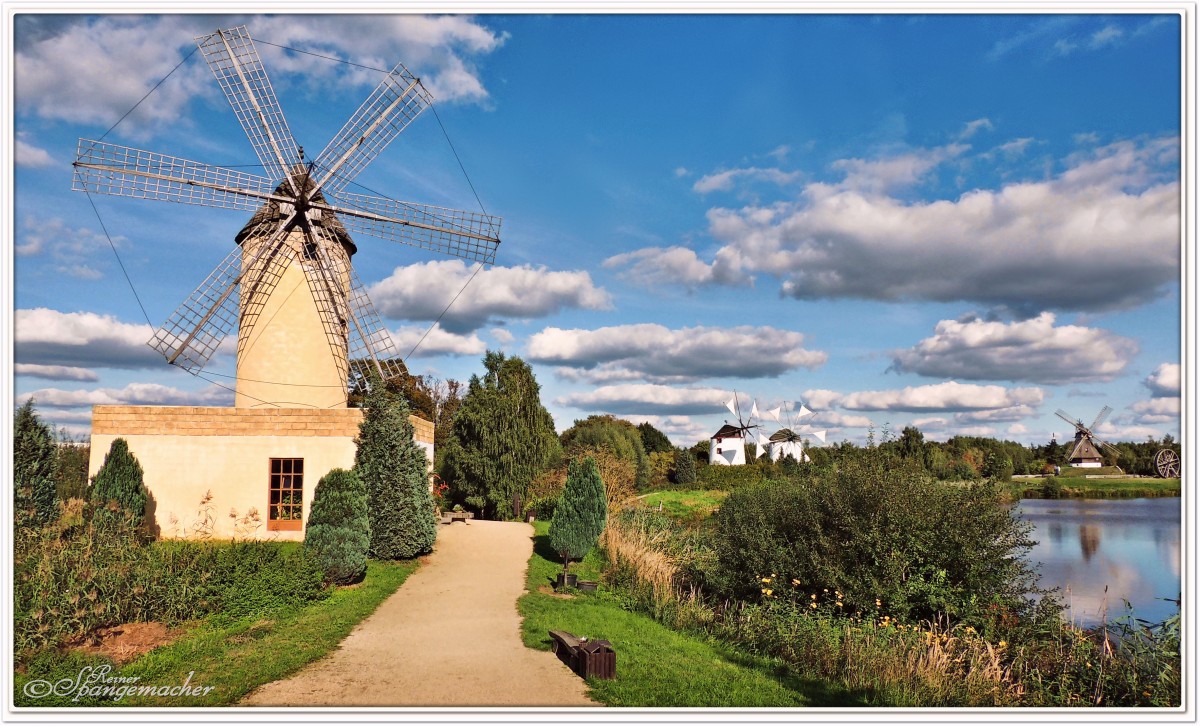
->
xmin=638 ymin=489 xmax=729 ymax=524
xmin=1005 ymin=477 xmax=1180 ymax=500
xmin=518 ymin=521 xmax=863 ymax=707
xmin=15 ymin=558 xmax=418 ymax=707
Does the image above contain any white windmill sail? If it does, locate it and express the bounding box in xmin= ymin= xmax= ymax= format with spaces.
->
xmin=725 ymin=394 xmax=738 ymax=416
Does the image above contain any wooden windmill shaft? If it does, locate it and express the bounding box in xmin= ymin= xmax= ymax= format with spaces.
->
xmin=72 ymin=25 xmax=501 ymax=407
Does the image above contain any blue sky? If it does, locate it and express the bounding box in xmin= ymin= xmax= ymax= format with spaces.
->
xmin=9 ymin=11 xmax=1185 ymax=448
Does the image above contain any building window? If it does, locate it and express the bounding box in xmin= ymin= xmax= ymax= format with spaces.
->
xmin=269 ymin=458 xmax=303 ymax=531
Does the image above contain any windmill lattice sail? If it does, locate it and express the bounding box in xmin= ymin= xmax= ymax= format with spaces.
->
xmin=74 ymin=24 xmax=502 ymax=406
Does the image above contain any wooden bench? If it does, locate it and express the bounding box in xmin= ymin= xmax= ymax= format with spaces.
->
xmin=440 ymin=511 xmax=475 ymax=525
xmin=548 ymin=629 xmax=616 ymax=680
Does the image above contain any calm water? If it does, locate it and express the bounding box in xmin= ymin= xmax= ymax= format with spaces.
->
xmin=1016 ymin=498 xmax=1181 ymax=627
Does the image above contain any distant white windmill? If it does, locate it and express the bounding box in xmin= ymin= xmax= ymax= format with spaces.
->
xmin=709 ymin=391 xmax=766 ymax=466
xmin=763 ymin=401 xmax=826 ymax=463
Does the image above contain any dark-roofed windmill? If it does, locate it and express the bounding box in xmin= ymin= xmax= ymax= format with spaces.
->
xmin=1055 ymin=406 xmax=1118 ymax=468
xmin=72 ymin=25 xmax=500 ymax=408
xmin=709 ymin=391 xmax=765 ymax=466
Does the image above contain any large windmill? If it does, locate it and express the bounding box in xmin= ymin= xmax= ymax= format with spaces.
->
xmin=73 ymin=25 xmax=500 ymax=408
xmin=1055 ymin=406 xmax=1118 ymax=468
xmin=763 ymin=401 xmax=826 ymax=463
xmin=710 ymin=391 xmax=765 ymax=466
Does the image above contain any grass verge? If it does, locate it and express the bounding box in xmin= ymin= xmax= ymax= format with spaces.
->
xmin=14 ymin=558 xmax=418 ymax=707
xmin=1005 ymin=477 xmax=1180 ymax=500
xmin=638 ymin=489 xmax=728 ymax=524
xmin=517 ymin=520 xmax=860 ymax=707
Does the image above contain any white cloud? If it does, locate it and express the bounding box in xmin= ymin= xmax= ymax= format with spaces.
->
xmin=388 ymin=324 xmax=486 ymax=358
xmin=555 ymin=384 xmax=732 ymax=415
xmin=1089 ymin=25 xmax=1124 ymax=49
xmin=1008 ymin=423 xmax=1029 ymax=435
xmin=14 ymin=364 xmax=100 ymax=382
xmin=603 ymin=245 xmax=753 ymax=289
xmin=16 ymin=135 xmax=53 ymax=167
xmin=890 ymin=312 xmax=1138 ymax=384
xmin=802 ymin=389 xmax=844 ymax=410
xmin=693 ymin=166 xmax=801 ymax=194
xmin=1144 ymin=363 xmax=1181 ymax=397
xmin=527 ymin=324 xmax=826 ymax=383
xmin=955 ymin=405 xmax=1040 ymax=423
xmin=673 ymin=167 xmax=689 ymax=178
xmin=622 ymin=414 xmax=713 ymax=447
xmin=14 ymin=15 xmax=505 ymax=131
xmin=490 ymin=328 xmax=515 ymax=344
xmin=15 ymin=308 xmax=160 ymax=370
xmin=654 ymin=137 xmax=1183 ymax=313
xmin=1130 ymin=397 xmax=1180 ymax=425
xmin=18 ymin=382 xmax=232 ymax=408
xmin=369 ymin=260 xmax=611 ymax=333
xmin=16 ymin=216 xmax=126 ymax=278
xmin=839 ymin=381 xmax=1044 ymax=412
xmin=960 ymin=118 xmax=993 ymax=139
xmin=993 ymin=137 xmax=1035 ymax=157
xmin=830 ymin=144 xmax=967 ymax=194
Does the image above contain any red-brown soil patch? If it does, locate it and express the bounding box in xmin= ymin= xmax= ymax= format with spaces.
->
xmin=72 ymin=622 xmax=185 ymax=664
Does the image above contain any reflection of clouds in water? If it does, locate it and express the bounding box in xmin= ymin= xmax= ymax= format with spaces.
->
xmin=1162 ymin=538 xmax=1180 ymax=577
xmin=1059 ymin=560 xmax=1144 ymax=623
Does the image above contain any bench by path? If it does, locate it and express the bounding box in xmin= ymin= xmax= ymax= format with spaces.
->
xmin=240 ymin=520 xmax=597 ymax=707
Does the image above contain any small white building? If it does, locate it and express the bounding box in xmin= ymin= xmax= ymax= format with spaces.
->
xmin=710 ymin=424 xmax=747 ymax=466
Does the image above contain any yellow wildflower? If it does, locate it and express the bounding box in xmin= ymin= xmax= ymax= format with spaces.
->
xmin=875 ymin=599 xmax=882 ymax=608
xmin=810 ymin=602 xmax=817 ymax=609
xmin=765 ymin=589 xmax=773 ymax=597
xmin=836 ymin=601 xmax=844 ymax=608
xmin=998 ymin=640 xmax=1007 ymax=648
xmin=811 ymin=593 xmax=817 ymax=600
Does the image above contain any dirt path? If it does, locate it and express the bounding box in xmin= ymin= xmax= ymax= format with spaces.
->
xmin=240 ymin=520 xmax=597 ymax=707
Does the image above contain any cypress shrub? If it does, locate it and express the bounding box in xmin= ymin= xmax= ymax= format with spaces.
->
xmin=90 ymin=438 xmax=147 ymax=532
xmin=14 ymin=400 xmax=58 ymax=527
xmin=355 ymin=372 xmax=436 ymax=559
xmin=549 ymin=456 xmax=607 ymax=574
xmin=671 ymin=448 xmax=697 ymax=485
xmin=304 ymin=468 xmax=370 ymax=584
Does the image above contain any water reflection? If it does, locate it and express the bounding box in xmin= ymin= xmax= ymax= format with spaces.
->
xmin=1016 ymin=498 xmax=1180 ymax=626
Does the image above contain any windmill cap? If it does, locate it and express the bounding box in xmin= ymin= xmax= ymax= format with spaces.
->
xmin=235 ymin=165 xmax=357 ymax=254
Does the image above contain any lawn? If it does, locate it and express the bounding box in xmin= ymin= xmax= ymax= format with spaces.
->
xmin=517 ymin=520 xmax=863 ymax=707
xmin=14 ymin=558 xmax=419 ymax=707
xmin=638 ymin=489 xmax=728 ymax=524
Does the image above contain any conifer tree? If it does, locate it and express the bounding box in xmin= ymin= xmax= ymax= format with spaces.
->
xmin=14 ymin=400 xmax=57 ymax=527
xmin=549 ymin=456 xmax=607 ymax=576
xmin=304 ymin=468 xmax=371 ymax=584
xmin=355 ymin=371 xmax=436 ymax=559
xmin=439 ymin=351 xmax=561 ymax=518
xmin=90 ymin=438 xmax=147 ymax=531
xmin=672 ymin=447 xmax=697 ymax=485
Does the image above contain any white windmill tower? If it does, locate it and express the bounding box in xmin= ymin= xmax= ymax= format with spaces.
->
xmin=763 ymin=402 xmax=826 ymax=463
xmin=72 ymin=25 xmax=501 ymax=408
xmin=710 ymin=391 xmax=767 ymax=466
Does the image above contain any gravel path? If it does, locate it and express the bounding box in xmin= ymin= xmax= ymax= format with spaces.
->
xmin=240 ymin=520 xmax=597 ymax=707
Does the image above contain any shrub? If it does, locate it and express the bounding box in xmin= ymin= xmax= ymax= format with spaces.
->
xmin=549 ymin=456 xmax=607 ymax=575
xmin=710 ymin=448 xmax=1038 ymax=625
xmin=695 ymin=460 xmax=775 ymax=490
xmin=1040 ymin=476 xmax=1064 ymax=499
xmin=304 ymin=468 xmax=370 ymax=585
xmin=671 ymin=448 xmax=697 ymax=485
xmin=355 ymin=371 xmax=436 ymax=559
xmin=14 ymin=400 xmax=58 ymax=528
xmin=89 ymin=438 xmax=147 ymax=532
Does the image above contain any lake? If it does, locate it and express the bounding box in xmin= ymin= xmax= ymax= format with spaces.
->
xmin=1016 ymin=497 xmax=1181 ymax=627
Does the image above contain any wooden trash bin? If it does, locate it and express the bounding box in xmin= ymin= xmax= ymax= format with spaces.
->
xmin=548 ymin=629 xmax=616 ymax=680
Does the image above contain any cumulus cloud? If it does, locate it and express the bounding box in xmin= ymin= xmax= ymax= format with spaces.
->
xmin=693 ymin=167 xmax=801 ymax=194
xmin=555 ymin=384 xmax=732 ymax=415
xmin=802 ymin=389 xmax=844 ymax=410
xmin=1144 ymin=363 xmax=1181 ymax=397
xmin=14 ymin=364 xmax=100 ymax=382
xmin=1130 ymin=397 xmax=1180 ymax=425
xmin=16 ymin=134 xmax=53 ymax=167
xmin=369 ymin=260 xmax=611 ymax=333
xmin=839 ymin=381 xmax=1044 ymax=412
xmin=15 ymin=216 xmax=126 ymax=278
xmin=18 ymin=382 xmax=232 ymax=408
xmin=15 ymin=15 xmax=506 ymax=131
xmin=527 ymin=324 xmax=826 ymax=383
xmin=890 ymin=312 xmax=1138 ymax=384
xmin=15 ymin=308 xmax=160 ymax=370
xmin=603 ymin=245 xmax=753 ymax=289
xmin=622 ymin=414 xmax=714 ymax=447
xmin=954 ymin=405 xmax=1040 ymax=423
xmin=388 ymin=324 xmax=486 ymax=358
xmin=623 ymin=137 xmax=1178 ymax=314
